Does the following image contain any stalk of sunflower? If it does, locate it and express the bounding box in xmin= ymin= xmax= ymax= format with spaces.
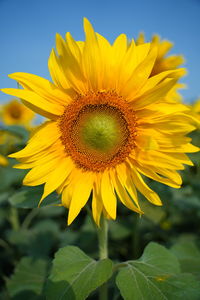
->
xmin=1 ymin=18 xmax=199 ymax=228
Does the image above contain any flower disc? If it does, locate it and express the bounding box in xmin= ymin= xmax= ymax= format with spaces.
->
xmin=59 ymin=92 xmax=137 ymax=171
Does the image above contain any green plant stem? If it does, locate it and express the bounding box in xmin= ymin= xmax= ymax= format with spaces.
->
xmin=21 ymin=208 xmax=38 ymax=229
xmin=9 ymin=207 xmax=20 ymax=231
xmin=97 ymin=216 xmax=108 ymax=300
xmin=113 ymin=262 xmax=127 ymax=273
xmin=132 ymin=215 xmax=140 ymax=259
xmin=0 ymin=239 xmax=13 ymax=253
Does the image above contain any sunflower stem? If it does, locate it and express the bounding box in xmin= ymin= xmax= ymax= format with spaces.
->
xmin=21 ymin=208 xmax=39 ymax=229
xmin=132 ymin=215 xmax=140 ymax=259
xmin=97 ymin=216 xmax=108 ymax=300
xmin=9 ymin=207 xmax=20 ymax=231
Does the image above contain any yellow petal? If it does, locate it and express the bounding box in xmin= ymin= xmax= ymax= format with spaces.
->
xmin=121 ymin=46 xmax=157 ymax=99
xmin=96 ymin=32 xmax=113 ymax=90
xmin=65 ymin=32 xmax=82 ymax=63
xmin=55 ymin=33 xmax=86 ymax=94
xmin=111 ymin=169 xmax=143 ymax=214
xmin=92 ymin=176 xmax=103 ymax=226
xmin=136 ymin=134 xmax=159 ymax=151
xmin=116 ymin=163 xmax=140 ymax=208
xmin=23 ymin=156 xmax=62 ymax=186
xmin=180 ymin=143 xmax=199 ymax=153
xmin=48 ymin=49 xmax=72 ymax=89
xmin=82 ymin=18 xmax=101 ymax=91
xmin=9 ymin=72 xmax=72 ymax=106
xmin=112 ymin=34 xmax=127 ymax=66
xmin=138 ymin=69 xmax=186 ymax=96
xmin=135 ymin=43 xmax=151 ymax=66
xmin=9 ymin=122 xmax=60 ymax=158
xmin=14 ymin=150 xmax=61 ymax=169
xmin=62 ymin=185 xmax=73 ymax=208
xmin=117 ymin=40 xmax=136 ymax=87
xmin=1 ymin=88 xmax=63 ymax=119
xmin=155 ymin=38 xmax=173 ymax=58
xmin=136 ymin=32 xmax=145 ymax=45
xmin=131 ymin=167 xmax=162 ymax=206
xmin=131 ymin=78 xmax=177 ymax=110
xmin=134 ymin=150 xmax=185 ymax=170
xmin=133 ymin=161 xmax=182 ymax=188
xmin=100 ymin=171 xmax=117 ymax=220
xmin=136 ymin=103 xmax=189 ymax=122
xmin=68 ymin=171 xmax=94 ymax=225
xmin=151 ymin=119 xmax=196 ymax=134
xmin=0 ymin=154 xmax=8 ymax=166
xmin=40 ymin=157 xmax=74 ymax=204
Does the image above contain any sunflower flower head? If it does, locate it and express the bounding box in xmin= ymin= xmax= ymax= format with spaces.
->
xmin=189 ymin=98 xmax=200 ymax=127
xmin=2 ymin=19 xmax=199 ymax=226
xmin=191 ymin=98 xmax=200 ymax=116
xmin=136 ymin=33 xmax=186 ymax=102
xmin=0 ymin=99 xmax=35 ymax=127
xmin=0 ymin=154 xmax=8 ymax=166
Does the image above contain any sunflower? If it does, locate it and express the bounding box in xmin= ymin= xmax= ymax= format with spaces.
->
xmin=0 ymin=99 xmax=35 ymax=127
xmin=1 ymin=19 xmax=199 ymax=225
xmin=189 ymin=98 xmax=200 ymax=127
xmin=0 ymin=154 xmax=8 ymax=166
xmin=191 ymin=99 xmax=200 ymax=115
xmin=136 ymin=33 xmax=185 ymax=102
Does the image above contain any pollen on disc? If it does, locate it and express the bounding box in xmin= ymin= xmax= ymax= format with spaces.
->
xmin=59 ymin=92 xmax=137 ymax=172
xmin=71 ymin=105 xmax=129 ymax=162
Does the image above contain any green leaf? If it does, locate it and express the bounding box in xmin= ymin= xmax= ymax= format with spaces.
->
xmin=59 ymin=230 xmax=79 ymax=248
xmin=6 ymin=229 xmax=32 ymax=249
xmin=0 ymin=191 xmax=10 ymax=204
xmin=46 ymin=246 xmax=113 ymax=300
xmin=171 ymin=240 xmax=200 ymax=277
xmin=140 ymin=201 xmax=166 ymax=224
xmin=7 ymin=257 xmax=48 ymax=297
xmin=38 ymin=206 xmax=64 ymax=217
xmin=9 ymin=186 xmax=60 ymax=208
xmin=4 ymin=125 xmax=29 ymax=142
xmin=109 ymin=220 xmax=131 ymax=240
xmin=0 ymin=166 xmax=27 ymax=192
xmin=6 ymin=221 xmax=60 ymax=259
xmin=116 ymin=242 xmax=200 ymax=300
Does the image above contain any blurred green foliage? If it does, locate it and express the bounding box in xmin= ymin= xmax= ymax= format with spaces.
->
xmin=0 ymin=126 xmax=200 ymax=299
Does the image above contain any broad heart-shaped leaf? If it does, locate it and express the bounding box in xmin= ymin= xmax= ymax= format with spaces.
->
xmin=171 ymin=239 xmax=200 ymax=278
xmin=0 ymin=165 xmax=27 ymax=192
xmin=116 ymin=242 xmax=200 ymax=300
xmin=7 ymin=257 xmax=49 ymax=297
xmin=9 ymin=185 xmax=60 ymax=208
xmin=45 ymin=246 xmax=113 ymax=300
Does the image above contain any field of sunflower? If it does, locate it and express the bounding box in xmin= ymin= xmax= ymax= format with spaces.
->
xmin=0 ymin=19 xmax=200 ymax=300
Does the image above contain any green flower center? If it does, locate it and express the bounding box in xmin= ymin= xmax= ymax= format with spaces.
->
xmin=71 ymin=105 xmax=129 ymax=161
xmin=81 ymin=113 xmax=122 ymax=151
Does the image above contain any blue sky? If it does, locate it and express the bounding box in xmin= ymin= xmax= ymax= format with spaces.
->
xmin=0 ymin=0 xmax=200 ymax=103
